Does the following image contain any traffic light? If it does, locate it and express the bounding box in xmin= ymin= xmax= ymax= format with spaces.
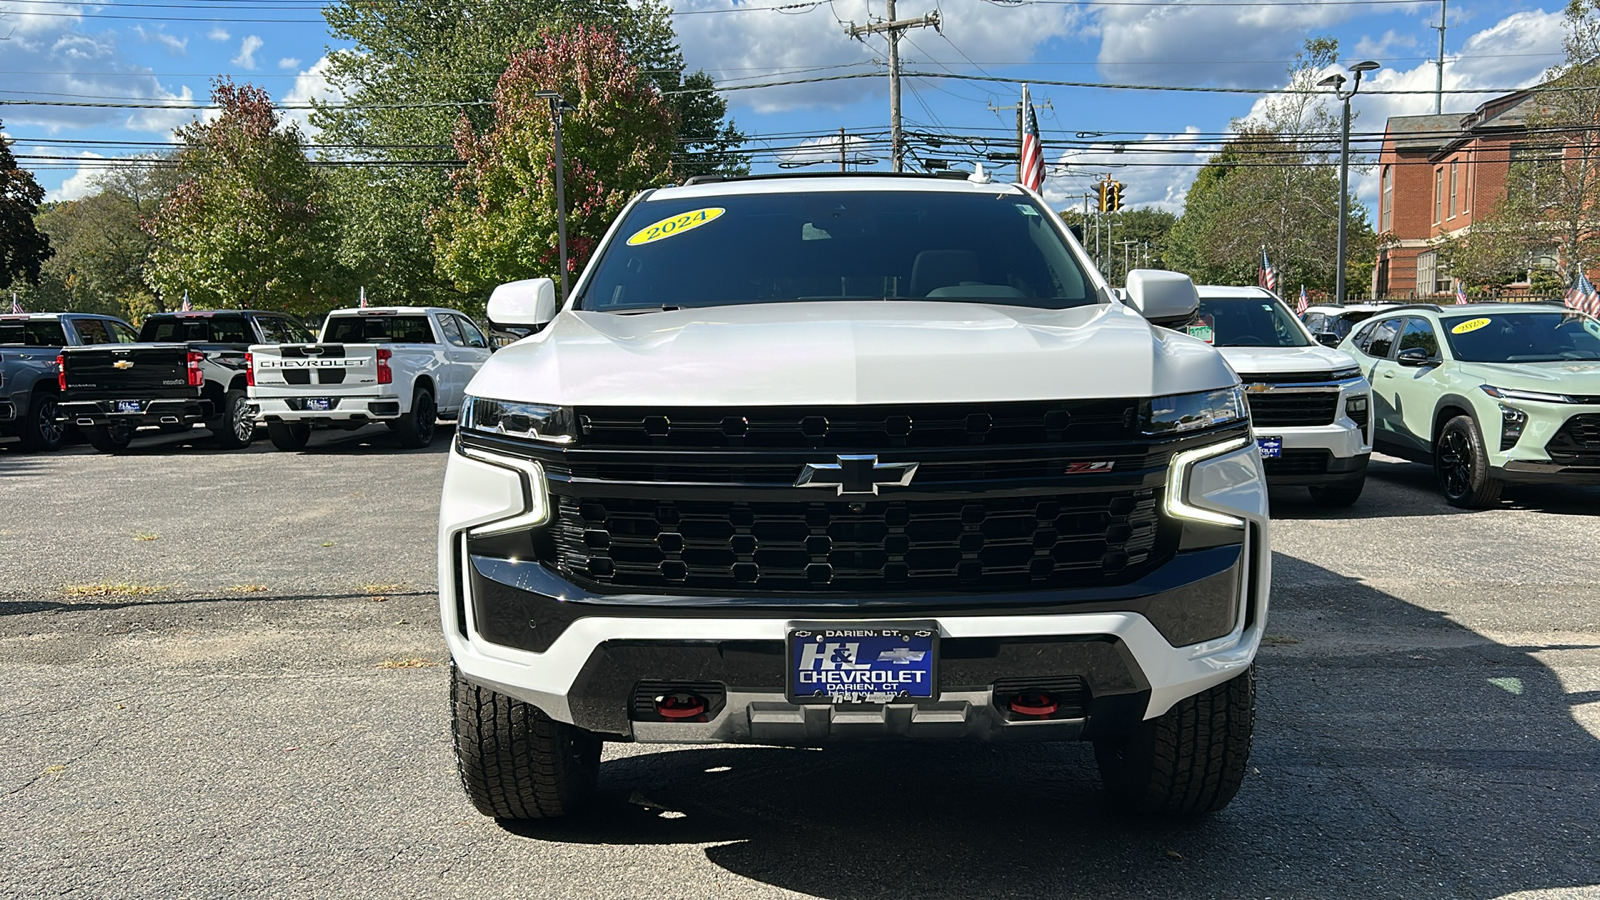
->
xmin=1095 ymin=182 xmax=1108 ymax=212
xmin=1107 ymin=180 xmax=1125 ymax=212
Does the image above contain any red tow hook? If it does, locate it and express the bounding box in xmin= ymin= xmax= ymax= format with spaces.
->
xmin=655 ymin=693 xmax=709 ymax=720
xmin=1007 ymin=691 xmax=1059 ymax=717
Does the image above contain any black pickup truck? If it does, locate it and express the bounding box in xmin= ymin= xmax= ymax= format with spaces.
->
xmin=1 ymin=312 xmax=139 ymax=451
xmin=58 ymin=309 xmax=313 ymax=453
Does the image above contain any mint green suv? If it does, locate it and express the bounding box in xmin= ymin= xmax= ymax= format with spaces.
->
xmin=1340 ymin=303 xmax=1600 ymax=508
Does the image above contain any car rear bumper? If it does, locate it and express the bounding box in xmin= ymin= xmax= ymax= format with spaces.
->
xmin=58 ymin=398 xmax=210 ymax=427
xmin=247 ymin=395 xmax=403 ymax=423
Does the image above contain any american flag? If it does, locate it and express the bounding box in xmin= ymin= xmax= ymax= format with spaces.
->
xmin=180 ymin=291 xmax=192 ymax=312
xmin=1297 ymin=285 xmax=1310 ymax=315
xmin=1566 ymin=269 xmax=1599 ymax=318
xmin=1455 ymin=283 xmax=1469 ymax=305
xmin=359 ymin=286 xmax=368 ymax=309
xmin=1258 ymin=248 xmax=1278 ymax=292
xmin=9 ymin=293 xmax=21 ymax=314
xmin=1019 ymin=85 xmax=1045 ymax=193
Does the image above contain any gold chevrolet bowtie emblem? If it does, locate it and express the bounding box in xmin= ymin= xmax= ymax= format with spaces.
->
xmin=113 ymin=360 xmax=134 ymax=369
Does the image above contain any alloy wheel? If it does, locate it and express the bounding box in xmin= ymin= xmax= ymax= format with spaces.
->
xmin=1439 ymin=429 xmax=1472 ymax=497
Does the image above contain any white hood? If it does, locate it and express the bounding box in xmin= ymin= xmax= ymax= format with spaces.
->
xmin=1217 ymin=344 xmax=1357 ymax=379
xmin=468 ymin=301 xmax=1238 ymax=406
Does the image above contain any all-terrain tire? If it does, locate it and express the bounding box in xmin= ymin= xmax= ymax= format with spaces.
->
xmin=87 ymin=422 xmax=134 ymax=454
xmin=1308 ymin=479 xmax=1364 ymax=507
xmin=18 ymin=390 xmax=64 ymax=451
xmin=1094 ymin=666 xmax=1255 ymax=816
xmin=267 ymin=421 xmax=311 ymax=451
xmin=211 ymin=389 xmax=255 ymax=450
xmin=394 ymin=387 xmax=436 ymax=449
xmin=450 ymin=663 xmax=600 ymax=820
xmin=1435 ymin=414 xmax=1502 ymax=509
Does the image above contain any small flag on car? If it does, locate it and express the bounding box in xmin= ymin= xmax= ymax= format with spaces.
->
xmin=1455 ymin=283 xmax=1469 ymax=305
xmin=180 ymin=291 xmax=192 ymax=312
xmin=9 ymin=292 xmax=20 ymax=314
xmin=359 ymin=286 xmax=368 ymax=309
xmin=1566 ymin=269 xmax=1598 ymax=317
xmin=1297 ymin=285 xmax=1309 ymax=315
xmin=1258 ymin=248 xmax=1277 ymax=292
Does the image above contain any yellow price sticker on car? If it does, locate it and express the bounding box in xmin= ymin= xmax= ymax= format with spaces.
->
xmin=626 ymin=207 xmax=724 ymax=245
xmin=1451 ymin=317 xmax=1491 ymax=334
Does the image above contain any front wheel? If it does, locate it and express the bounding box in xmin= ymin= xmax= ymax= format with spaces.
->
xmin=267 ymin=421 xmax=311 ymax=451
xmin=18 ymin=391 xmax=64 ymax=451
xmin=450 ymin=664 xmax=600 ymax=820
xmin=1435 ymin=415 xmax=1502 ymax=509
xmin=87 ymin=422 xmax=134 ymax=454
xmin=211 ymin=390 xmax=255 ymax=450
xmin=394 ymin=387 xmax=436 ymax=449
xmin=1094 ymin=666 xmax=1255 ymax=817
xmin=1308 ymin=480 xmax=1364 ymax=507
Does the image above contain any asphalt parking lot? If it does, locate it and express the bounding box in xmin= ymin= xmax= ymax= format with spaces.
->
xmin=2 ymin=426 xmax=1598 ymax=899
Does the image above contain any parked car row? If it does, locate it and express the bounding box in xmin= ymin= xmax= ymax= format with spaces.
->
xmin=2 ymin=305 xmax=493 ymax=455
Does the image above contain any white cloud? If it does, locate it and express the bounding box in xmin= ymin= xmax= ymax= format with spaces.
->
xmin=774 ymin=132 xmax=877 ymax=168
xmin=133 ymin=25 xmax=188 ymax=56
xmin=280 ymin=56 xmax=345 ymax=139
xmin=207 ymin=26 xmax=231 ymax=42
xmin=1044 ymin=128 xmax=1212 ymax=214
xmin=46 ymin=152 xmax=107 ymax=202
xmin=278 ymin=57 xmax=302 ymax=71
xmin=1353 ymin=29 xmax=1417 ymax=60
xmin=123 ymin=83 xmax=200 ymax=136
xmin=0 ymin=18 xmax=194 ymax=138
xmin=232 ymin=35 xmax=264 ymax=70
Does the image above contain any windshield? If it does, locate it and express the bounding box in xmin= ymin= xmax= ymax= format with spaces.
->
xmin=139 ymin=315 xmax=253 ymax=343
xmin=1442 ymin=311 xmax=1600 ymax=363
xmin=577 ymin=189 xmax=1099 ymax=313
xmin=322 ymin=315 xmax=436 ymax=343
xmin=0 ymin=319 xmax=68 ymax=346
xmin=1193 ymin=294 xmax=1311 ymax=347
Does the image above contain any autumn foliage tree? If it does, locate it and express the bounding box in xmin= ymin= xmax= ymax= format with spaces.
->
xmin=431 ymin=26 xmax=677 ymax=298
xmin=145 ymin=81 xmax=345 ymax=313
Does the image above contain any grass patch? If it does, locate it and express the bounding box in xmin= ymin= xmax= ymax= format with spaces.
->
xmin=377 ymin=657 xmax=437 ymax=670
xmin=41 ymin=764 xmax=67 ymax=777
xmin=1261 ymin=634 xmax=1303 ymax=646
xmin=133 ymin=532 xmax=160 ymax=542
xmin=60 ymin=582 xmax=166 ymax=599
xmin=229 ymin=584 xmax=268 ymax=594
xmin=320 ymin=541 xmax=337 ymax=548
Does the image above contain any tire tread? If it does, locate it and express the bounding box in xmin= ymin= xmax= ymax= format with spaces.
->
xmin=450 ymin=664 xmax=598 ymax=820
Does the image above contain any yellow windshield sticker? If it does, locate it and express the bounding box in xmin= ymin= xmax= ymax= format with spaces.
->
xmin=1451 ymin=317 xmax=1491 ymax=334
xmin=626 ymin=207 xmax=724 ymax=246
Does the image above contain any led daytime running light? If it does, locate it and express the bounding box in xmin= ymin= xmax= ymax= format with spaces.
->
xmin=460 ymin=447 xmax=551 ymax=535
xmin=1165 ymin=437 xmax=1253 ymax=528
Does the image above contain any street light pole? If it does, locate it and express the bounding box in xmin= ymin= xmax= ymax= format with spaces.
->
xmin=536 ymin=90 xmax=577 ymax=302
xmin=1319 ymin=61 xmax=1380 ymax=306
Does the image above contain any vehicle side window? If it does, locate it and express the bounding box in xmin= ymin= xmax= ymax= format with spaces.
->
xmin=73 ymin=318 xmax=112 ymax=345
xmin=1367 ymin=318 xmax=1401 ymax=359
xmin=455 ymin=315 xmax=488 ymax=349
xmin=1304 ymin=313 xmax=1323 ymax=332
xmin=1398 ymin=317 xmax=1440 ymax=358
xmin=438 ymin=314 xmax=466 ymax=347
xmin=108 ymin=321 xmax=139 ymax=343
xmin=257 ymin=316 xmax=313 ymax=344
xmin=1350 ymin=320 xmax=1378 ymax=353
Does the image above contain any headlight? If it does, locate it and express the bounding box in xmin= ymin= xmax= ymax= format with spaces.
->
xmin=1141 ymin=386 xmax=1248 ymax=435
xmin=1329 ymin=366 xmax=1361 ymax=381
xmin=460 ymin=396 xmax=578 ymax=443
xmin=1480 ymin=385 xmax=1569 ymax=404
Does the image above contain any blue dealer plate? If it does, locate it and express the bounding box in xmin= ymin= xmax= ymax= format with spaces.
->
xmin=305 ymin=398 xmax=331 ymax=411
xmin=115 ymin=400 xmax=141 ymax=414
xmin=1257 ymin=436 xmax=1283 ymax=459
xmin=787 ymin=623 xmax=937 ymax=704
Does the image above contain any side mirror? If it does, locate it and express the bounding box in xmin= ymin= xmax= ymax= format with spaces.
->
xmin=1315 ymin=332 xmax=1342 ymax=348
xmin=487 ymin=278 xmax=559 ymax=331
xmin=1395 ymin=347 xmax=1433 ymax=367
xmin=1124 ymin=270 xmax=1199 ymax=327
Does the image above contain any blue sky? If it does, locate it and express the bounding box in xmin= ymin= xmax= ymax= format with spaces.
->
xmin=0 ymin=0 xmax=1573 ymax=218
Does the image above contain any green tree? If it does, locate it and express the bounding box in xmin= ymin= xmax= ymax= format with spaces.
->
xmin=1057 ymin=206 xmax=1178 ymax=284
xmin=1442 ymin=0 xmax=1600 ymax=287
xmin=431 ymin=26 xmax=676 ymax=300
xmin=145 ymin=81 xmax=346 ymax=314
xmin=1165 ymin=39 xmax=1376 ymax=295
xmin=0 ymin=122 xmax=54 ymax=291
xmin=314 ymin=0 xmax=743 ymax=306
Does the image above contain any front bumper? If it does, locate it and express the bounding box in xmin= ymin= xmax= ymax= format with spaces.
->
xmin=438 ymin=436 xmax=1272 ymax=743
xmin=1493 ymin=459 xmax=1600 ymax=485
xmin=58 ymin=397 xmax=210 ymax=428
xmin=0 ymin=400 xmax=15 ymax=423
xmin=247 ymin=395 xmax=403 ymax=423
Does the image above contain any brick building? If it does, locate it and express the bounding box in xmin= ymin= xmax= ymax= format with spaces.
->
xmin=1372 ymin=89 xmax=1541 ymax=299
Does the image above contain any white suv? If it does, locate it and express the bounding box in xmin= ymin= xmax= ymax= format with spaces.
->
xmin=438 ymin=174 xmax=1271 ymax=820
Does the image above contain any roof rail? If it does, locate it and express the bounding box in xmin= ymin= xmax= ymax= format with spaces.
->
xmin=1377 ymin=303 xmax=1442 ymax=314
xmin=677 ymin=170 xmax=993 ymax=187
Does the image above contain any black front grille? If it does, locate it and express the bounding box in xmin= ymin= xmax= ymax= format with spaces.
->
xmin=575 ymin=400 xmax=1137 ymax=450
xmin=1245 ymin=391 xmax=1340 ymax=427
xmin=553 ymin=490 xmax=1161 ymax=594
xmin=1547 ymin=414 xmax=1600 ymax=464
xmin=1262 ymin=448 xmax=1332 ymax=476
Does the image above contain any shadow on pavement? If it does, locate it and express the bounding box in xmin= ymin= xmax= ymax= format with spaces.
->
xmin=1271 ymin=454 xmax=1600 ymax=520
xmin=497 ymin=555 xmax=1600 ymax=899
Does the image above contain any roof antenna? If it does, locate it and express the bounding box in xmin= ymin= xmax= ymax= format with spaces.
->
xmin=967 ymin=161 xmax=992 ymax=185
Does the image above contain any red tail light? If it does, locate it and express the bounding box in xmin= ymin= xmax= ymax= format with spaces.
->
xmin=245 ymin=351 xmax=255 ymax=387
xmin=57 ymin=355 xmax=66 ymax=391
xmin=376 ymin=347 xmax=393 ymax=385
xmin=186 ymin=350 xmax=204 ymax=387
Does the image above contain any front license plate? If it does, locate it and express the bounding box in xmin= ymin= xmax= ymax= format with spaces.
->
xmin=305 ymin=398 xmax=331 ymax=411
xmin=787 ymin=623 xmax=937 ymax=704
xmin=115 ymin=400 xmax=142 ymax=414
xmin=1257 ymin=436 xmax=1283 ymax=458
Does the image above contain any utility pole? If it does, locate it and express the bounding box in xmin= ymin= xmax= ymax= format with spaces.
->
xmin=1119 ymin=239 xmax=1139 ymax=284
xmin=849 ymin=1 xmax=940 ymax=172
xmin=1434 ymin=0 xmax=1447 ymax=115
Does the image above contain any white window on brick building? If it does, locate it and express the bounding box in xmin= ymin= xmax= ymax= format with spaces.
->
xmin=1380 ymin=165 xmax=1392 ymax=232
xmin=1434 ymin=168 xmax=1443 ymax=224
xmin=1448 ymin=161 xmax=1458 ymax=219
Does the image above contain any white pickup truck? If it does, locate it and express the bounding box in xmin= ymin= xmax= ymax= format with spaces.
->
xmin=247 ymin=306 xmax=492 ymax=450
